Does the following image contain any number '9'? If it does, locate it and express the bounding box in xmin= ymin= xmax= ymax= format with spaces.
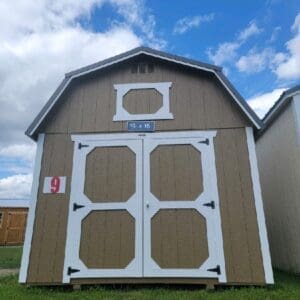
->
xmin=51 ymin=176 xmax=60 ymax=193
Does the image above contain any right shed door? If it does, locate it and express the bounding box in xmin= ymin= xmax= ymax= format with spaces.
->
xmin=143 ymin=134 xmax=226 ymax=282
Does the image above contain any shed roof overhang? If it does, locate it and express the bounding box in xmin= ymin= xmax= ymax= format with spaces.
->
xmin=256 ymin=84 xmax=300 ymax=139
xmin=26 ymin=46 xmax=262 ymax=140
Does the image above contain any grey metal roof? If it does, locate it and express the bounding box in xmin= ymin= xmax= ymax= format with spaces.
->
xmin=256 ymin=84 xmax=300 ymax=139
xmin=26 ymin=46 xmax=262 ymax=140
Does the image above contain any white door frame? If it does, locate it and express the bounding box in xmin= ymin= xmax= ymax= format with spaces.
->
xmin=63 ymin=131 xmax=226 ymax=283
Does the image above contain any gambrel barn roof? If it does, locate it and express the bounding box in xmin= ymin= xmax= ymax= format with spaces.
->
xmin=26 ymin=47 xmax=262 ymax=140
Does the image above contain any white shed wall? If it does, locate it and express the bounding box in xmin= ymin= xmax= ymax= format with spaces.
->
xmin=256 ymin=100 xmax=300 ymax=273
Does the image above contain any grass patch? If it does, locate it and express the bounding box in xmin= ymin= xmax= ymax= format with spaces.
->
xmin=0 ymin=270 xmax=299 ymax=300
xmin=0 ymin=246 xmax=23 ymax=269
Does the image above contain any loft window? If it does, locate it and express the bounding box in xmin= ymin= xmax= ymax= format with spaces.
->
xmin=113 ymin=82 xmax=174 ymax=121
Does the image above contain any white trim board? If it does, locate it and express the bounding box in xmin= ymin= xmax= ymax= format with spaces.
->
xmin=292 ymin=94 xmax=300 ymax=146
xmin=19 ymin=134 xmax=45 ymax=283
xmin=245 ymin=127 xmax=274 ymax=284
xmin=27 ymin=50 xmax=261 ymax=137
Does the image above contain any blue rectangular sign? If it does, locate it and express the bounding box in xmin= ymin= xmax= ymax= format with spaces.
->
xmin=127 ymin=121 xmax=155 ymax=132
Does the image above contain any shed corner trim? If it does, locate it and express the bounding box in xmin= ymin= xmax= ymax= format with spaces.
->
xmin=19 ymin=133 xmax=45 ymax=283
xmin=245 ymin=127 xmax=274 ymax=284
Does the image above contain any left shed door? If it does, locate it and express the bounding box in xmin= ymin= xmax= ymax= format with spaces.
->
xmin=63 ymin=139 xmax=143 ymax=283
xmin=5 ymin=212 xmax=27 ymax=245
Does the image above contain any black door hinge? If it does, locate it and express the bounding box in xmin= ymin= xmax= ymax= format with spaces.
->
xmin=198 ymin=138 xmax=209 ymax=145
xmin=207 ymin=265 xmax=221 ymax=275
xmin=73 ymin=203 xmax=85 ymax=211
xmin=78 ymin=142 xmax=89 ymax=149
xmin=203 ymin=201 xmax=215 ymax=209
xmin=67 ymin=267 xmax=80 ymax=276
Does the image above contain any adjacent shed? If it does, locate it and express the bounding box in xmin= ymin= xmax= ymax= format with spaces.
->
xmin=19 ymin=47 xmax=273 ymax=287
xmin=256 ymin=85 xmax=300 ymax=274
xmin=0 ymin=200 xmax=29 ymax=246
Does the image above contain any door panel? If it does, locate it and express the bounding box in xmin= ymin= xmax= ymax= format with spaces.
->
xmin=150 ymin=144 xmax=203 ymax=201
xmin=80 ymin=210 xmax=135 ymax=268
xmin=84 ymin=147 xmax=136 ymax=203
xmin=151 ymin=209 xmax=208 ymax=268
xmin=143 ymin=136 xmax=226 ymax=281
xmin=63 ymin=139 xmax=143 ymax=283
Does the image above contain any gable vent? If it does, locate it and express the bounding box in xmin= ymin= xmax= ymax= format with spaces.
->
xmin=131 ymin=62 xmax=154 ymax=74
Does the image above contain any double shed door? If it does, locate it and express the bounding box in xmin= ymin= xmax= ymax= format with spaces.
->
xmin=63 ymin=131 xmax=226 ymax=283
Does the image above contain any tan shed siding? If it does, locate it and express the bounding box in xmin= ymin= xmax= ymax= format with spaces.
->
xmin=42 ymin=62 xmax=250 ymax=134
xmin=27 ymin=134 xmax=73 ymax=283
xmin=26 ymin=128 xmax=265 ymax=284
xmin=256 ymin=103 xmax=300 ymax=273
xmin=215 ymin=128 xmax=264 ymax=283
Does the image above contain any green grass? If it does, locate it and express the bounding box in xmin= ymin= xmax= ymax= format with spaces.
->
xmin=0 ymin=271 xmax=299 ymax=300
xmin=0 ymin=248 xmax=299 ymax=299
xmin=0 ymin=246 xmax=23 ymax=269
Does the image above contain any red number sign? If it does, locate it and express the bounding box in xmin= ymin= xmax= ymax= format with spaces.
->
xmin=50 ymin=176 xmax=61 ymax=193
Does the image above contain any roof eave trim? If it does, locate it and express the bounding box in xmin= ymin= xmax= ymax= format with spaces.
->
xmin=26 ymin=49 xmax=261 ymax=139
xmin=263 ymin=90 xmax=300 ymax=124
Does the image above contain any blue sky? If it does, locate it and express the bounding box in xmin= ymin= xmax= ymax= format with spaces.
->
xmin=0 ymin=0 xmax=299 ymax=199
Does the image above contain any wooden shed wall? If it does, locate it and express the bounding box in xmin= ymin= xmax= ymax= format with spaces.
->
xmin=26 ymin=129 xmax=265 ymax=284
xmin=256 ymin=102 xmax=300 ymax=273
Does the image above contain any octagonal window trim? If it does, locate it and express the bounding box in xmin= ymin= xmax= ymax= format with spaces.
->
xmin=113 ymin=82 xmax=174 ymax=121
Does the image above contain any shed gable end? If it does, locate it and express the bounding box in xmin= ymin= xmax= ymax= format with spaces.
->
xmin=41 ymin=59 xmax=250 ymax=134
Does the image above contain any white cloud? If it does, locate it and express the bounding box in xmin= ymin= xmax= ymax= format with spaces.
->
xmin=247 ymin=87 xmax=286 ymax=118
xmin=173 ymin=14 xmax=214 ymax=35
xmin=0 ymin=174 xmax=32 ymax=199
xmin=0 ymin=0 xmax=165 ymax=199
xmin=207 ymin=42 xmax=240 ymax=65
xmin=274 ymin=13 xmax=300 ymax=80
xmin=110 ymin=0 xmax=166 ymax=48
xmin=238 ymin=21 xmax=263 ymax=41
xmin=236 ymin=48 xmax=276 ymax=73
xmin=207 ymin=21 xmax=262 ymax=66
xmin=0 ymin=144 xmax=36 ymax=162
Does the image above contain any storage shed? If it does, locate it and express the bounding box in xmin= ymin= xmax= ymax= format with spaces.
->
xmin=0 ymin=200 xmax=29 ymax=246
xmin=19 ymin=47 xmax=273 ymax=287
xmin=256 ymin=85 xmax=300 ymax=274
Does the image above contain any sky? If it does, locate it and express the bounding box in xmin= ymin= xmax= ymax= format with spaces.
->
xmin=0 ymin=0 xmax=299 ymax=200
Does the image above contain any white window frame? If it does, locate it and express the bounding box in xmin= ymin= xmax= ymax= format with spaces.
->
xmin=113 ymin=82 xmax=174 ymax=121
